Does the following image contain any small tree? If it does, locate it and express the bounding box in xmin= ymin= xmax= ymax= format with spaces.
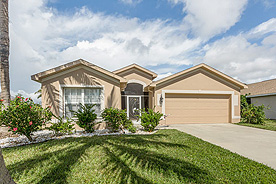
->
xmin=137 ymin=108 xmax=163 ymax=132
xmin=47 ymin=116 xmax=75 ymax=136
xmin=71 ymin=103 xmax=98 ymax=133
xmin=101 ymin=107 xmax=136 ymax=133
xmin=240 ymin=94 xmax=267 ymax=124
xmin=0 ymin=96 xmax=53 ymax=141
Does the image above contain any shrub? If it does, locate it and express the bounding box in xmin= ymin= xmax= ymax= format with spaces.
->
xmin=71 ymin=104 xmax=98 ymax=133
xmin=241 ymin=94 xmax=267 ymax=124
xmin=0 ymin=96 xmax=53 ymax=142
xmin=126 ymin=124 xmax=137 ymax=133
xmin=137 ymin=108 xmax=163 ymax=132
xmin=101 ymin=107 xmax=136 ymax=133
xmin=47 ymin=116 xmax=75 ymax=136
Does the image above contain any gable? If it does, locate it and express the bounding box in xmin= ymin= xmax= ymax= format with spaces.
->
xmin=116 ymin=68 xmax=153 ymax=86
xmin=42 ymin=67 xmax=120 ymax=87
xmin=41 ymin=67 xmax=122 ymax=117
xmin=154 ymin=63 xmax=247 ymax=90
xmin=113 ymin=64 xmax=157 ymax=80
xmin=31 ymin=59 xmax=126 ymax=83
xmin=156 ymin=68 xmax=241 ymax=92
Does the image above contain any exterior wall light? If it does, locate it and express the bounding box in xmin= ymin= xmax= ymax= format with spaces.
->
xmin=159 ymin=94 xmax=164 ymax=106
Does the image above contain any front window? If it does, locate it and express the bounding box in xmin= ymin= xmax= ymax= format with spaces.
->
xmin=64 ymin=88 xmax=102 ymax=118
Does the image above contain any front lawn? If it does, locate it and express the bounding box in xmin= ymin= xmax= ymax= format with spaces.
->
xmin=2 ymin=129 xmax=276 ymax=183
xmin=237 ymin=119 xmax=276 ymax=131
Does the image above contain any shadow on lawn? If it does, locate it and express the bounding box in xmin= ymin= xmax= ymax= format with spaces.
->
xmin=7 ymin=139 xmax=95 ymax=184
xmin=7 ymin=132 xmax=213 ymax=183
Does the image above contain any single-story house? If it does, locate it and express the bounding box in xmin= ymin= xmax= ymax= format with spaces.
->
xmin=31 ymin=59 xmax=247 ymax=125
xmin=241 ymin=79 xmax=276 ymax=119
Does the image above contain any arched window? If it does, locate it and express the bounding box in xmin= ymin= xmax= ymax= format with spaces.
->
xmin=123 ymin=83 xmax=144 ymax=95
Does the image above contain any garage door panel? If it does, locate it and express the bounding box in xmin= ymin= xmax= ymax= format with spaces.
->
xmin=165 ymin=94 xmax=230 ymax=124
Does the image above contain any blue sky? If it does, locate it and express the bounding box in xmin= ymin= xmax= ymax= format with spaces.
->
xmin=9 ymin=0 xmax=276 ymax=100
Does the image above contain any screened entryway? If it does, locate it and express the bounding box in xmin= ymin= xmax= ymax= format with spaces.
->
xmin=121 ymin=83 xmax=149 ymax=120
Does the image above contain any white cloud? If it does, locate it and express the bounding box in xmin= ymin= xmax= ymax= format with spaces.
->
xmin=247 ymin=18 xmax=276 ymax=38
xmin=11 ymin=90 xmax=41 ymax=104
xmin=200 ymin=18 xmax=276 ymax=83
xmin=154 ymin=72 xmax=173 ymax=81
xmin=119 ymin=0 xmax=142 ymax=5
xmin=8 ymin=0 xmax=276 ymax=96
xmin=260 ymin=0 xmax=276 ymax=9
xmin=10 ymin=0 xmax=202 ymax=93
xmin=169 ymin=0 xmax=248 ymax=39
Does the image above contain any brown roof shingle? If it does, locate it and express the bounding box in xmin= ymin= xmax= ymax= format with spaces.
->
xmin=241 ymin=78 xmax=276 ymax=96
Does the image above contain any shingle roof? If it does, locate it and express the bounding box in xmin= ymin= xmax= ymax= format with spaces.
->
xmin=241 ymin=78 xmax=276 ymax=96
xmin=113 ymin=63 xmax=158 ymax=79
xmin=152 ymin=63 xmax=247 ymax=89
xmin=31 ymin=59 xmax=127 ymax=83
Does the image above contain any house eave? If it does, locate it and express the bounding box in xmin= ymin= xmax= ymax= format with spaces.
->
xmin=31 ymin=59 xmax=127 ymax=83
xmin=155 ymin=63 xmax=247 ymax=89
xmin=247 ymin=93 xmax=276 ymax=98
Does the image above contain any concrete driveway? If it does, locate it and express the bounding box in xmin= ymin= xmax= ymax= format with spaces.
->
xmin=170 ymin=123 xmax=276 ymax=170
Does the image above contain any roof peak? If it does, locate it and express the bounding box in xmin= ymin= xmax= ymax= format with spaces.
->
xmin=31 ymin=58 xmax=126 ymax=83
xmin=153 ymin=63 xmax=247 ymax=89
xmin=113 ymin=63 xmax=158 ymax=79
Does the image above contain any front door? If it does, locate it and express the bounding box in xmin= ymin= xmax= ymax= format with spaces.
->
xmin=127 ymin=96 xmax=141 ymax=120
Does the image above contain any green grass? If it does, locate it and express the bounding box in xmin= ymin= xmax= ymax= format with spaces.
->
xmin=2 ymin=129 xmax=276 ymax=184
xmin=237 ymin=119 xmax=276 ymax=131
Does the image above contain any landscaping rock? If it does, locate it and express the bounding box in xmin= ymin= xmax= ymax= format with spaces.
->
xmin=0 ymin=129 xmax=157 ymax=148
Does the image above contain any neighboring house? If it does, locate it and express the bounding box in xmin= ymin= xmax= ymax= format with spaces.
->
xmin=241 ymin=79 xmax=276 ymax=119
xmin=31 ymin=59 xmax=247 ymax=125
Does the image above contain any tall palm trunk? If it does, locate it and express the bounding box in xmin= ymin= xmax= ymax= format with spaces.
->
xmin=0 ymin=0 xmax=10 ymax=106
xmin=0 ymin=0 xmax=14 ymax=183
xmin=0 ymin=148 xmax=15 ymax=184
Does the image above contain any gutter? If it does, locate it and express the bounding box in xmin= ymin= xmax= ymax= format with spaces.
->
xmin=247 ymin=93 xmax=276 ymax=98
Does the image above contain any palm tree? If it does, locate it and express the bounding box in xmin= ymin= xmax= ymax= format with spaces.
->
xmin=0 ymin=0 xmax=14 ymax=183
xmin=0 ymin=149 xmax=15 ymax=184
xmin=0 ymin=0 xmax=10 ymax=106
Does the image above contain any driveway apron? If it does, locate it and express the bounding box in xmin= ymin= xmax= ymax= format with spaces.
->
xmin=170 ymin=123 xmax=276 ymax=170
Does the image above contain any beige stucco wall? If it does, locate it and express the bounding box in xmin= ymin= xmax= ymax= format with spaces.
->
xmin=116 ymin=67 xmax=154 ymax=109
xmin=41 ymin=67 xmax=121 ymax=117
xmin=115 ymin=68 xmax=153 ymax=86
xmin=154 ymin=69 xmax=241 ymax=123
xmin=251 ymin=95 xmax=276 ymax=119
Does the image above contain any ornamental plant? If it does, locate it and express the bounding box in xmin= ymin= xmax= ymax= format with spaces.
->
xmin=137 ymin=108 xmax=163 ymax=132
xmin=0 ymin=96 xmax=53 ymax=142
xmin=240 ymin=94 xmax=267 ymax=124
xmin=47 ymin=116 xmax=75 ymax=136
xmin=101 ymin=107 xmax=136 ymax=133
xmin=71 ymin=103 xmax=98 ymax=133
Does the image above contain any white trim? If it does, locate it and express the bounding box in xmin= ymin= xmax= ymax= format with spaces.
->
xmin=127 ymin=79 xmax=147 ymax=88
xmin=59 ymin=84 xmax=105 ymax=117
xmin=60 ymin=84 xmax=104 ymax=88
xmin=121 ymin=95 xmax=149 ymax=97
xmin=126 ymin=95 xmax=142 ymax=118
xmin=233 ymin=95 xmax=239 ymax=106
xmin=158 ymin=68 xmax=241 ymax=91
xmin=42 ymin=65 xmax=120 ymax=84
xmin=161 ymin=90 xmax=237 ymax=120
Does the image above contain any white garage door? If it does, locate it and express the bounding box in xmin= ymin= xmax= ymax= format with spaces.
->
xmin=165 ymin=94 xmax=230 ymax=124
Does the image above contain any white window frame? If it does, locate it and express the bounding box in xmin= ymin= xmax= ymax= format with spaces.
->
xmin=59 ymin=84 xmax=105 ymax=118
